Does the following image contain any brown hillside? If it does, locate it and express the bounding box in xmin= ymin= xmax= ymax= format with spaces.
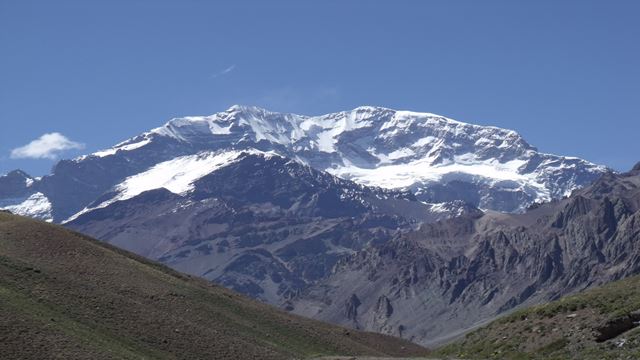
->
xmin=0 ymin=212 xmax=427 ymax=359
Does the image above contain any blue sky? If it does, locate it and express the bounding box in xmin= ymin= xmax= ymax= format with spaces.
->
xmin=1 ymin=0 xmax=639 ymax=175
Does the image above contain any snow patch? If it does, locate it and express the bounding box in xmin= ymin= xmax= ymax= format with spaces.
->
xmin=315 ymin=130 xmax=336 ymax=153
xmin=412 ymin=136 xmax=437 ymax=148
xmin=64 ymin=150 xmax=275 ymax=223
xmin=116 ymin=151 xmax=243 ymax=197
xmin=91 ymin=138 xmax=152 ymax=158
xmin=387 ymin=148 xmax=416 ymax=161
xmin=209 ymin=122 xmax=233 ymax=134
xmin=329 ymin=154 xmax=550 ymax=204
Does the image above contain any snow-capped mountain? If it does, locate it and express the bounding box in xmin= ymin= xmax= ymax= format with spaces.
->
xmin=0 ymin=105 xmax=617 ymax=347
xmin=0 ymin=170 xmax=52 ymax=220
xmin=1 ymin=105 xmax=608 ymax=221
xmin=92 ymin=105 xmax=610 ymax=212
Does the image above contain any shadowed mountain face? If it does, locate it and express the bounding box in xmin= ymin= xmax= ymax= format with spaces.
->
xmin=290 ymin=166 xmax=640 ymax=346
xmin=0 ymin=212 xmax=428 ymax=359
xmin=67 ymin=153 xmax=459 ymax=303
xmin=0 ymin=170 xmax=33 ymax=199
xmin=1 ymin=105 xmax=607 ymax=222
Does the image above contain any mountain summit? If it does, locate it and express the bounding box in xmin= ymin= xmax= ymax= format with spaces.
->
xmin=143 ymin=105 xmax=608 ymax=212
xmin=0 ymin=105 xmax=608 ymax=221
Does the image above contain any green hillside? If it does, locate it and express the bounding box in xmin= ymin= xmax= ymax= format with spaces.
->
xmin=435 ymin=273 xmax=640 ymax=359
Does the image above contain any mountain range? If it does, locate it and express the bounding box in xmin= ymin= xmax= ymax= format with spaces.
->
xmin=0 ymin=105 xmax=623 ymax=348
xmin=0 ymin=105 xmax=607 ymax=223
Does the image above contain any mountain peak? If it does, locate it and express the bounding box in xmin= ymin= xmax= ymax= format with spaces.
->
xmin=3 ymin=169 xmax=33 ymax=179
xmin=350 ymin=105 xmax=395 ymax=114
xmin=226 ymin=104 xmax=274 ymax=115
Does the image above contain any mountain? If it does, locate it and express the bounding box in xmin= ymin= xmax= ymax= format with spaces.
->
xmin=0 ymin=105 xmax=607 ymax=222
xmin=289 ymin=163 xmax=640 ymax=347
xmin=0 ymin=170 xmax=51 ymax=220
xmin=0 ymin=211 xmax=427 ymax=359
xmin=147 ymin=105 xmax=606 ymax=212
xmin=0 ymin=105 xmax=613 ymax=349
xmin=66 ymin=150 xmax=457 ymax=303
xmin=435 ymin=273 xmax=640 ymax=359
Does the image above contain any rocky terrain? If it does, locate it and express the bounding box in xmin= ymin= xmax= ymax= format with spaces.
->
xmin=291 ymin=163 xmax=640 ymax=347
xmin=0 ymin=212 xmax=428 ymax=359
xmin=67 ymin=151 xmax=455 ymax=303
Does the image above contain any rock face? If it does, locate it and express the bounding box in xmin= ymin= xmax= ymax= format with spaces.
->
xmin=290 ymin=166 xmax=640 ymax=346
xmin=345 ymin=294 xmax=362 ymax=322
xmin=594 ymin=311 xmax=640 ymax=342
xmin=1 ymin=105 xmax=607 ymax=221
xmin=0 ymin=170 xmax=33 ymax=199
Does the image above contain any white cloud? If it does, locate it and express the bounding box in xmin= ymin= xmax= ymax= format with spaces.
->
xmin=11 ymin=133 xmax=85 ymax=160
xmin=211 ymin=64 xmax=236 ymax=78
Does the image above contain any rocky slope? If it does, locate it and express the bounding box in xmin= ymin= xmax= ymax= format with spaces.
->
xmin=1 ymin=105 xmax=607 ymax=222
xmin=0 ymin=212 xmax=428 ymax=359
xmin=290 ymin=163 xmax=640 ymax=347
xmin=67 ymin=151 xmax=458 ymax=303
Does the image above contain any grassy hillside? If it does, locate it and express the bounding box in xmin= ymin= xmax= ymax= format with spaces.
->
xmin=434 ymin=273 xmax=640 ymax=359
xmin=0 ymin=212 xmax=428 ymax=359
